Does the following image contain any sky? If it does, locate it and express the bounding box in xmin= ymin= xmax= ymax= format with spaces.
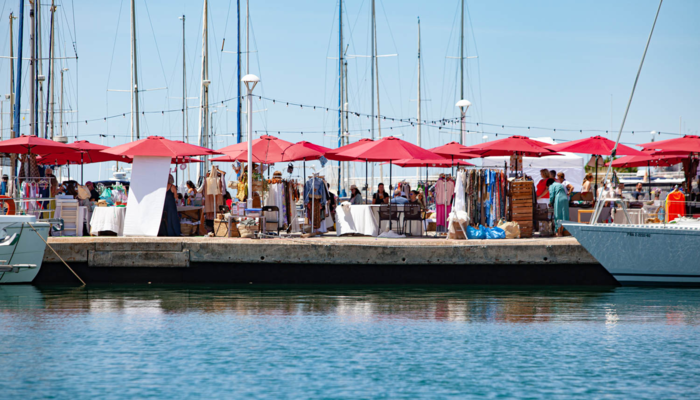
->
xmin=0 ymin=0 xmax=697 ymax=185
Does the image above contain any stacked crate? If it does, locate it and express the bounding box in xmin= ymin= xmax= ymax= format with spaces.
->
xmin=509 ymin=181 xmax=534 ymax=238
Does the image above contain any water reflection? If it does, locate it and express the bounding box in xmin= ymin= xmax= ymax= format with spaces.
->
xmin=1 ymin=285 xmax=698 ymax=325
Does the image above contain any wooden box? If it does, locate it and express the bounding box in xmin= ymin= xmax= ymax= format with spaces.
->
xmin=509 ymin=181 xmax=534 ymax=238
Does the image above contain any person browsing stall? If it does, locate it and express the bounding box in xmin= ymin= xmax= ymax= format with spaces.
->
xmin=631 ymin=182 xmax=645 ymax=200
xmin=160 ymin=174 xmax=181 ymax=237
xmin=548 ymin=178 xmax=570 ymax=237
xmin=86 ymin=181 xmax=100 ymax=201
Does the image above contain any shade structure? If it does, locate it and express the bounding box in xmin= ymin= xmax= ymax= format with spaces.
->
xmin=215 ymin=135 xmax=294 ymax=164
xmin=324 ymin=138 xmax=374 ymax=161
xmin=463 ymin=136 xmax=561 ymax=158
xmin=337 ymin=136 xmax=440 ymax=233
xmin=40 ymin=141 xmax=129 ymax=164
xmin=546 ymin=135 xmax=644 ymax=156
xmin=0 ymin=134 xmax=76 ymax=155
xmin=103 ymin=136 xmax=219 ymax=158
xmin=281 ymin=141 xmax=331 ymax=162
xmin=210 ymin=150 xmax=266 ymax=164
xmin=391 ymin=158 xmax=475 ymax=168
xmin=638 ymin=135 xmax=700 ymax=153
xmin=608 ymin=149 xmax=684 ymax=168
xmin=429 ymin=141 xmax=480 ymax=159
xmin=338 ymin=136 xmax=438 ymax=161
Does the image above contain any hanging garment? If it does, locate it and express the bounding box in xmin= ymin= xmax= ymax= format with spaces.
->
xmin=434 ymin=178 xmax=455 ymax=205
xmin=665 ymin=190 xmax=686 ymax=221
xmin=436 ymin=204 xmax=452 ymax=228
xmin=307 ymin=198 xmax=323 ymax=229
xmin=304 ymin=177 xmax=328 ymax=207
xmin=206 ymin=167 xmax=222 ymax=196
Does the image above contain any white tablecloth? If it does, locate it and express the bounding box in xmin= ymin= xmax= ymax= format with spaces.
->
xmin=335 ymin=205 xmax=378 ymax=236
xmin=54 ymin=205 xmax=88 ymax=237
xmin=90 ymin=207 xmax=127 ymax=236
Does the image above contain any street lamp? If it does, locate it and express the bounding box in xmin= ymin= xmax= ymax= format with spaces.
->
xmin=456 ymin=99 xmax=471 ymax=145
xmin=242 ymin=74 xmax=259 ymax=209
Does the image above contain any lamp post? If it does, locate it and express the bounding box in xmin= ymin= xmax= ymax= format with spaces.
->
xmin=242 ymin=74 xmax=259 ymax=209
xmin=456 ymin=99 xmax=471 ymax=145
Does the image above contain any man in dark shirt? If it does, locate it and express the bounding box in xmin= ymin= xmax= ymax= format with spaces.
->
xmin=631 ymin=182 xmax=645 ymax=200
xmin=86 ymin=181 xmax=100 ymax=201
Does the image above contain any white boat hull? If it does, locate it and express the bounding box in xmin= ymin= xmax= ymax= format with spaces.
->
xmin=0 ymin=218 xmax=50 ymax=284
xmin=562 ymin=222 xmax=700 ymax=286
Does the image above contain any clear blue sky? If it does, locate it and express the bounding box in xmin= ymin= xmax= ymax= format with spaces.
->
xmin=0 ymin=0 xmax=697 ymax=183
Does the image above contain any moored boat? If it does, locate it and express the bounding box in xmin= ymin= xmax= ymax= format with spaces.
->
xmin=0 ymin=215 xmax=50 ymax=284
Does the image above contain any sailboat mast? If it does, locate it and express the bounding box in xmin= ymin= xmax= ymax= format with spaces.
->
xmin=197 ymin=0 xmax=210 ymax=178
xmin=337 ymin=0 xmax=343 ymax=194
xmin=236 ymin=0 xmax=241 ymax=144
xmin=11 ymin=4 xmax=23 ymax=191
xmin=44 ymin=0 xmax=55 ymax=139
xmin=29 ymin=0 xmax=35 ymax=136
xmin=131 ymin=0 xmax=141 ymax=140
xmin=37 ymin=0 xmax=44 ymax=138
xmin=459 ymin=0 xmax=464 ymax=144
xmin=370 ymin=0 xmax=375 ymax=189
xmin=417 ymin=17 xmax=421 ymax=182
xmin=374 ymin=1 xmax=383 ymax=185
xmin=180 ymin=15 xmax=186 ymax=143
xmin=49 ymin=1 xmax=56 ymax=139
xmin=9 ymin=12 xmax=15 ymax=138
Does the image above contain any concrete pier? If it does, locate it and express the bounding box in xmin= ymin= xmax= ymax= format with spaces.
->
xmin=36 ymin=236 xmax=616 ymax=286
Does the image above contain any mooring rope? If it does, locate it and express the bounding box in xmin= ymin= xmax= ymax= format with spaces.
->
xmin=27 ymin=222 xmax=86 ymax=286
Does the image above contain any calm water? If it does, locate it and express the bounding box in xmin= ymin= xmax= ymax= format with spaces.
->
xmin=1 ymin=285 xmax=699 ymax=399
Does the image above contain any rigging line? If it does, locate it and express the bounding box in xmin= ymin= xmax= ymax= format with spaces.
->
xmin=143 ymin=0 xmax=172 ymax=133
xmin=321 ymin=1 xmax=339 ymax=132
xmin=248 ymin=16 xmax=269 ymax=132
xmin=105 ymin=0 xmax=125 ymax=134
xmin=377 ymin=0 xmax=402 ymax=121
xmin=439 ymin=0 xmax=461 ymax=128
xmin=464 ymin=0 xmax=483 ymax=135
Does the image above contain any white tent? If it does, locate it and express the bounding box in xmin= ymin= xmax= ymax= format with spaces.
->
xmin=480 ymin=137 xmax=585 ymax=192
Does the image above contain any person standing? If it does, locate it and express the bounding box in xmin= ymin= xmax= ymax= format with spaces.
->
xmin=349 ymin=185 xmax=363 ymax=205
xmin=0 ymin=175 xmax=8 ymax=196
xmin=536 ymin=169 xmax=551 ymax=204
xmin=548 ymin=178 xmax=570 ymax=237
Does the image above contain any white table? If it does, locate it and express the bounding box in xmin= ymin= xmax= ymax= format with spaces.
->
xmin=335 ymin=205 xmax=378 ymax=236
xmin=54 ymin=204 xmax=89 ymax=237
xmin=90 ymin=207 xmax=127 ymax=236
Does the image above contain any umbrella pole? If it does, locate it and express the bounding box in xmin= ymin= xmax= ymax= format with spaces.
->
xmin=594 ymin=155 xmax=599 ymax=202
xmin=365 ymin=159 xmax=368 ymax=204
xmin=303 ymin=159 xmax=306 ymax=185
xmin=81 ymin=153 xmax=84 ymax=185
xmin=389 ymin=160 xmax=393 ymax=233
xmin=647 ymin=160 xmax=651 ymax=199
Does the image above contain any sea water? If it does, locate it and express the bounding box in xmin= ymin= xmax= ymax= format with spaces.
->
xmin=1 ymin=285 xmax=699 ymax=399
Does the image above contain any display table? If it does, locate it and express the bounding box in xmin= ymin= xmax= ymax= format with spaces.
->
xmin=335 ymin=205 xmax=378 ymax=236
xmin=55 ymin=204 xmax=89 ymax=236
xmin=90 ymin=206 xmax=126 ymax=236
xmin=177 ymin=206 xmax=206 ymax=236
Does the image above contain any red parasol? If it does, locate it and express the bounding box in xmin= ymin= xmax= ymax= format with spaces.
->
xmin=463 ymin=135 xmax=561 ymax=157
xmin=281 ymin=141 xmax=331 ymax=162
xmin=102 ymin=136 xmax=219 ymax=158
xmin=338 ymin=137 xmax=439 ymax=232
xmin=608 ymin=149 xmax=684 ymax=168
xmin=638 ymin=135 xmax=700 ymax=153
xmin=0 ymin=134 xmax=76 ymax=155
xmin=391 ymin=158 xmax=475 ymax=168
xmin=429 ymin=141 xmax=480 ymax=159
xmin=324 ymin=138 xmax=373 ymax=161
xmin=215 ymin=135 xmax=294 ymax=164
xmin=546 ymin=135 xmax=644 ymax=156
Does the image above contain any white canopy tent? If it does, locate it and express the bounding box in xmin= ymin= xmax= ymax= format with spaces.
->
xmin=480 ymin=137 xmax=585 ymax=192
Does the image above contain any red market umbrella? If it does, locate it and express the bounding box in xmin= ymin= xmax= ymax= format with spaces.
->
xmin=391 ymin=158 xmax=475 ymax=168
xmin=0 ymin=134 xmax=76 ymax=155
xmin=429 ymin=141 xmax=480 ymax=159
xmin=102 ymin=136 xmax=219 ymax=158
xmin=338 ymin=136 xmax=440 ymax=232
xmin=281 ymin=141 xmax=332 ymax=183
xmin=324 ymin=139 xmax=374 ymax=199
xmin=608 ymin=150 xmax=684 ymax=169
xmin=215 ymin=135 xmax=294 ymax=164
xmin=462 ymin=136 xmax=560 ymax=179
xmin=0 ymin=135 xmax=78 ymax=182
xmin=41 ymin=140 xmax=130 ymax=184
xmin=638 ymin=135 xmax=700 ymax=153
xmin=546 ymin=135 xmax=644 ymax=156
xmin=546 ymin=135 xmax=644 ymax=200
xmin=324 ymin=138 xmax=373 ymax=161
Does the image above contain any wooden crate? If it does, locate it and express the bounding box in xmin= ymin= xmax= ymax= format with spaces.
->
xmin=509 ymin=181 xmax=534 ymax=238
